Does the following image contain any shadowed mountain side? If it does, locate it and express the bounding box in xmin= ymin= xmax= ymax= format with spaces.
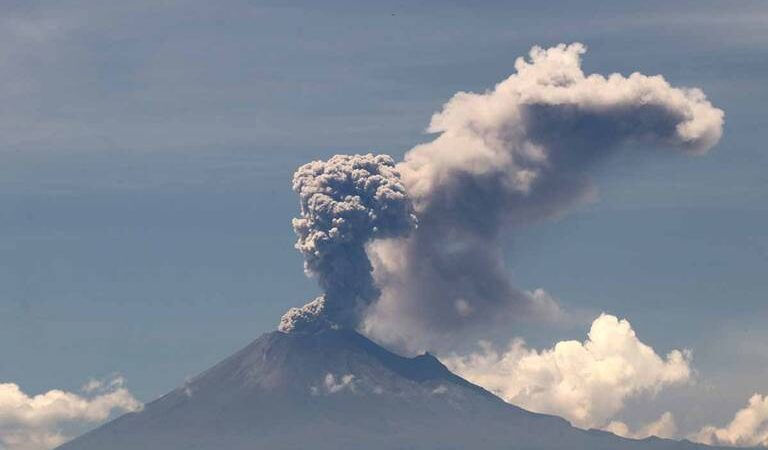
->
xmin=58 ymin=329 xmax=736 ymax=450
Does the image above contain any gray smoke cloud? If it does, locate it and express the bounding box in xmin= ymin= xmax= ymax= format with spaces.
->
xmin=362 ymin=43 xmax=725 ymax=349
xmin=279 ymin=154 xmax=417 ymax=333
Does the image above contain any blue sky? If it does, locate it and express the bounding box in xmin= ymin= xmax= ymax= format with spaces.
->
xmin=1 ymin=0 xmax=767 ymax=442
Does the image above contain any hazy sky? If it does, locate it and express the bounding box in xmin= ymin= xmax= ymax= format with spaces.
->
xmin=2 ymin=0 xmax=767 ymax=444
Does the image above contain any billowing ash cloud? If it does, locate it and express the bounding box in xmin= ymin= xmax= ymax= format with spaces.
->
xmin=279 ymin=154 xmax=417 ymax=333
xmin=363 ymin=43 xmax=724 ymax=348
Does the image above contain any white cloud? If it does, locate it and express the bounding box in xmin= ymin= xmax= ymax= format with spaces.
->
xmin=605 ymin=411 xmax=678 ymax=440
xmin=0 ymin=376 xmax=142 ymax=450
xmin=691 ymin=394 xmax=768 ymax=448
xmin=311 ymin=373 xmax=357 ymax=396
xmin=445 ymin=314 xmax=692 ymax=429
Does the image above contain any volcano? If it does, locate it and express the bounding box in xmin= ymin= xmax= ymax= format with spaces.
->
xmin=57 ymin=328 xmax=730 ymax=450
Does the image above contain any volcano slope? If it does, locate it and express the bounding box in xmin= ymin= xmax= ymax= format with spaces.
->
xmin=58 ymin=328 xmax=735 ymax=450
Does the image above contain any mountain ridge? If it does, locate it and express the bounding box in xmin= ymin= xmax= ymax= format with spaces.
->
xmin=57 ymin=328 xmax=738 ymax=450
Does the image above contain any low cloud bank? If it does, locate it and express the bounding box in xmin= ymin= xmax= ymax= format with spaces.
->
xmin=0 ymin=376 xmax=141 ymax=450
xmin=445 ymin=314 xmax=692 ymax=430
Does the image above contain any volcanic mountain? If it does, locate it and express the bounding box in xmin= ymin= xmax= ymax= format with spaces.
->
xmin=58 ymin=327 xmax=731 ymax=450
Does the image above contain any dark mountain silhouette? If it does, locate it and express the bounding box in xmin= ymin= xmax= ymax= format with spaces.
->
xmin=58 ymin=328 xmax=734 ymax=450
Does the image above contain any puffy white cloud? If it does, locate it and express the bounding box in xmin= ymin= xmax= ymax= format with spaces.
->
xmin=605 ymin=411 xmax=678 ymax=440
xmin=691 ymin=394 xmax=768 ymax=448
xmin=445 ymin=314 xmax=692 ymax=429
xmin=0 ymin=376 xmax=142 ymax=450
xmin=365 ymin=42 xmax=724 ymax=348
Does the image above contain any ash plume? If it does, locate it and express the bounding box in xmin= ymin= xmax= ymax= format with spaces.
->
xmin=279 ymin=154 xmax=417 ymax=333
xmin=278 ymin=43 xmax=724 ymax=345
xmin=363 ymin=43 xmax=724 ymax=349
